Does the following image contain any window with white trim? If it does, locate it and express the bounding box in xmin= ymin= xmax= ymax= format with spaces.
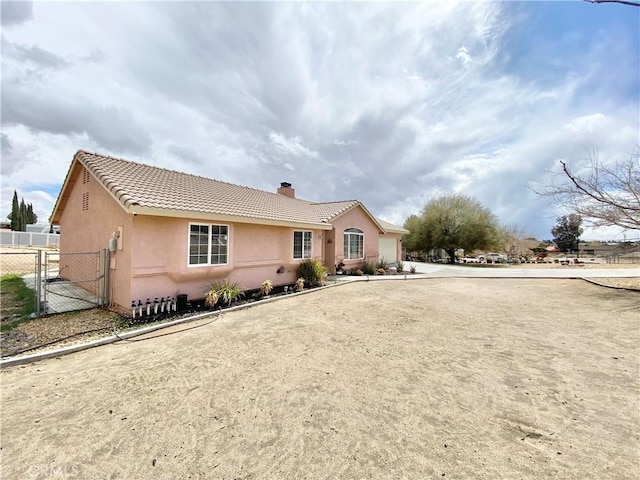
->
xmin=293 ymin=231 xmax=312 ymax=259
xmin=343 ymin=228 xmax=364 ymax=260
xmin=189 ymin=224 xmax=228 ymax=266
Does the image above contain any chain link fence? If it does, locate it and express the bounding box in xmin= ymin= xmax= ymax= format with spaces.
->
xmin=1 ymin=248 xmax=109 ymax=316
xmin=43 ymin=251 xmax=109 ymax=314
xmin=1 ymin=249 xmax=113 ymax=357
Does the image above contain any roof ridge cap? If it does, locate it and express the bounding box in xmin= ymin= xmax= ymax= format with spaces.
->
xmin=76 ymin=150 xmax=315 ymax=200
xmin=311 ymin=199 xmax=359 ymax=206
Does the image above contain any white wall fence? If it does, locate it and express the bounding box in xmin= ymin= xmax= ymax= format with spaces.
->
xmin=0 ymin=230 xmax=60 ymax=248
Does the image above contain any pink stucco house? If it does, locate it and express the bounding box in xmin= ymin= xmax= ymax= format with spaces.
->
xmin=51 ymin=150 xmax=408 ymax=313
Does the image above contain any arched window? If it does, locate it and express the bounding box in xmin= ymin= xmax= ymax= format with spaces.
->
xmin=343 ymin=228 xmax=364 ymax=259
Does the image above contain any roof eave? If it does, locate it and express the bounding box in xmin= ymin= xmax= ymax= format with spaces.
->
xmin=127 ymin=206 xmax=333 ymax=230
xmin=383 ymin=227 xmax=410 ymax=235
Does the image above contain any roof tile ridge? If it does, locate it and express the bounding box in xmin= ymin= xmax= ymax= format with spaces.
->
xmin=77 ymin=150 xmax=227 ymax=185
xmin=310 ymin=199 xmax=359 ymax=206
xmin=77 ymin=151 xmax=314 ymax=200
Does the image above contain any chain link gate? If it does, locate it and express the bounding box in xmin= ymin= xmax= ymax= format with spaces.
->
xmin=43 ymin=250 xmax=109 ymax=314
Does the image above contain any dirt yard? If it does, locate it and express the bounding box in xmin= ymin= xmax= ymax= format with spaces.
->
xmin=1 ymin=278 xmax=638 ymax=479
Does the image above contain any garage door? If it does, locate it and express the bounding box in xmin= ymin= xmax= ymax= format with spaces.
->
xmin=378 ymin=238 xmax=398 ymax=263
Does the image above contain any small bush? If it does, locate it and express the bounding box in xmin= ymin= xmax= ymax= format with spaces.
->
xmin=361 ymin=259 xmax=376 ymax=275
xmin=352 ymin=269 xmax=363 ymax=276
xmin=209 ymin=279 xmax=245 ymax=306
xmin=259 ymin=279 xmax=273 ymax=296
xmin=204 ymin=289 xmax=219 ymax=308
xmin=376 ymin=258 xmax=389 ymax=270
xmin=295 ymin=277 xmax=305 ymax=292
xmin=396 ymin=261 xmax=404 ymax=273
xmin=409 ymin=265 xmax=417 ymax=274
xmin=376 ymin=268 xmax=386 ymax=275
xmin=296 ymin=259 xmax=327 ymax=287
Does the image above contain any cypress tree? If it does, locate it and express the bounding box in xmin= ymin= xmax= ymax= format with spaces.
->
xmin=7 ymin=192 xmax=38 ymax=230
xmin=18 ymin=198 xmax=27 ymax=231
xmin=9 ymin=190 xmax=19 ymax=230
xmin=26 ymin=203 xmax=37 ymax=224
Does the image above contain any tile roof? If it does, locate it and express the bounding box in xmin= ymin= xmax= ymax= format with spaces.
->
xmin=52 ymin=150 xmax=402 ymax=233
xmin=376 ymin=218 xmax=410 ymax=234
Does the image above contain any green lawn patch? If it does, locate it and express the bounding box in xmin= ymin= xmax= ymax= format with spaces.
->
xmin=0 ymin=274 xmax=37 ymax=331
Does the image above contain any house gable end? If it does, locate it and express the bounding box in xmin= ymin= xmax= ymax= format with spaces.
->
xmin=50 ymin=153 xmax=132 ymax=224
xmin=325 ymin=202 xmax=386 ymax=233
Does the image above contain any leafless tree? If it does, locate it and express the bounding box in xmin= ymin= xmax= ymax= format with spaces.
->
xmin=535 ymin=149 xmax=640 ymax=231
xmin=501 ymin=223 xmax=538 ymax=261
xmin=584 ymin=0 xmax=640 ymax=7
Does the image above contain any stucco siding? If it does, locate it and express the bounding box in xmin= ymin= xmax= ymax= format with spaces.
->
xmin=330 ymin=206 xmax=381 ymax=269
xmin=127 ymin=217 xmax=326 ymax=307
xmin=57 ymin=163 xmax=133 ymax=304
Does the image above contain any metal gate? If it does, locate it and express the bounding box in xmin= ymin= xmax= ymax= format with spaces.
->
xmin=43 ymin=250 xmax=109 ymax=314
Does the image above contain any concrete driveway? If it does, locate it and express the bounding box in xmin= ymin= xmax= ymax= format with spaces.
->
xmin=402 ymin=261 xmax=640 ymax=278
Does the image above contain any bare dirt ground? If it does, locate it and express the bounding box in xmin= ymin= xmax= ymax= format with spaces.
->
xmin=1 ymin=278 xmax=638 ymax=480
xmin=0 ymin=246 xmax=58 ymax=276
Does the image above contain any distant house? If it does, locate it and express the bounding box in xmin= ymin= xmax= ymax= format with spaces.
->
xmin=50 ymin=151 xmax=408 ymax=312
xmin=578 ymin=242 xmax=627 ymax=257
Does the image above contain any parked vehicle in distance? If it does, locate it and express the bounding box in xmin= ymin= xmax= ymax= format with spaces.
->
xmin=459 ymin=257 xmax=480 ymax=264
xmin=478 ymin=253 xmax=507 ymax=264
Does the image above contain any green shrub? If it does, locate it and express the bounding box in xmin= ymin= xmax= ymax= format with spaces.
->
xmin=296 ymin=259 xmax=327 ymax=287
xmin=361 ymin=259 xmax=376 ymax=275
xmin=396 ymin=261 xmax=404 ymax=273
xmin=409 ymin=265 xmax=417 ymax=274
xmin=209 ymin=279 xmax=245 ymax=306
xmin=376 ymin=258 xmax=389 ymax=270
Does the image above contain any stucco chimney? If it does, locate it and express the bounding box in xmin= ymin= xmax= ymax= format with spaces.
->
xmin=277 ymin=182 xmax=295 ymax=198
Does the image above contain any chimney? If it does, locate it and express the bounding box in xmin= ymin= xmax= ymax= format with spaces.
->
xmin=277 ymin=182 xmax=295 ymax=198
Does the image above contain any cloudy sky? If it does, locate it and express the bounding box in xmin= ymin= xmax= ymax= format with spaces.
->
xmin=1 ymin=0 xmax=638 ymax=241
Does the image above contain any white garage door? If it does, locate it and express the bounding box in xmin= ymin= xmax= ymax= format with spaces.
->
xmin=378 ymin=238 xmax=398 ymax=263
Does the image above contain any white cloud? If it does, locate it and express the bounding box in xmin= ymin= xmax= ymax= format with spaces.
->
xmin=1 ymin=1 xmax=637 ymax=240
xmin=456 ymin=46 xmax=472 ymax=67
xmin=563 ymin=113 xmax=610 ymax=136
xmin=268 ymin=132 xmax=319 ymax=158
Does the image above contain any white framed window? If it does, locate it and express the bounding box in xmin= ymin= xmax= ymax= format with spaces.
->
xmin=293 ymin=231 xmax=312 ymax=259
xmin=343 ymin=228 xmax=364 ymax=260
xmin=189 ymin=223 xmax=229 ymax=266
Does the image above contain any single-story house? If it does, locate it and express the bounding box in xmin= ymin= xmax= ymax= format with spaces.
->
xmin=578 ymin=242 xmax=626 ymax=257
xmin=50 ymin=150 xmax=408 ymax=313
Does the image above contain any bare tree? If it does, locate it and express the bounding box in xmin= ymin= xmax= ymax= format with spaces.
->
xmin=501 ymin=223 xmax=538 ymax=261
xmin=584 ymin=0 xmax=640 ymax=7
xmin=536 ymin=149 xmax=640 ymax=231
